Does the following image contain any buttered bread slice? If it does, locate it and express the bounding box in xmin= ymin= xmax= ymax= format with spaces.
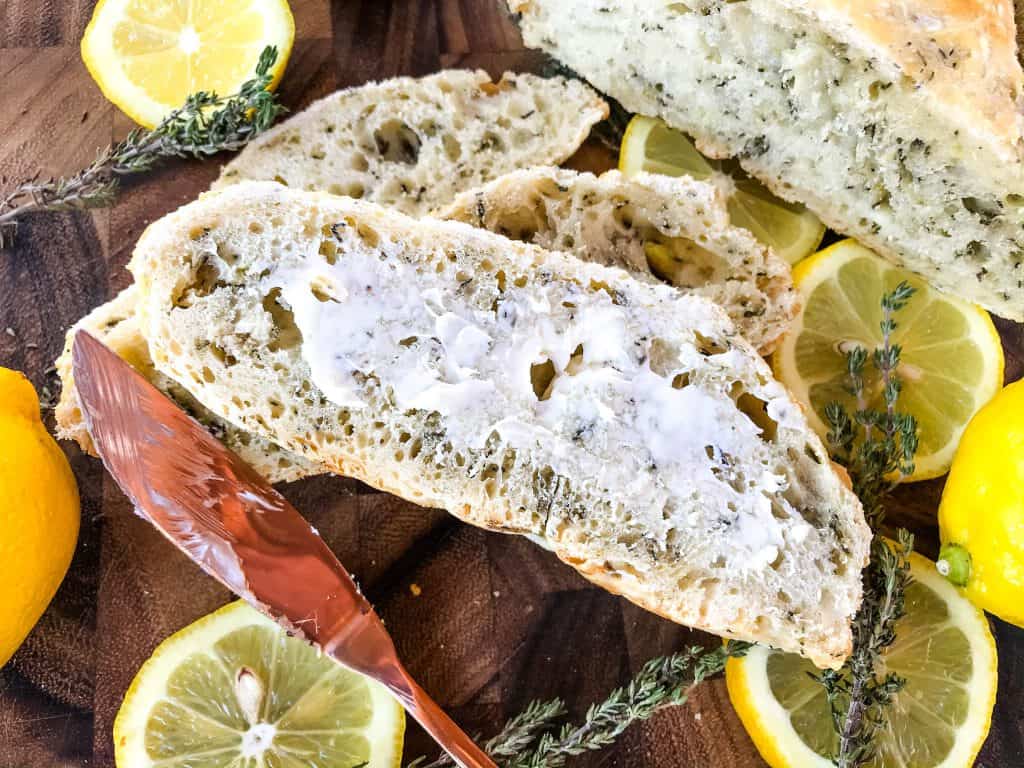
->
xmin=512 ymin=0 xmax=1024 ymax=320
xmin=440 ymin=167 xmax=798 ymax=353
xmin=129 ymin=182 xmax=869 ymax=667
xmin=213 ymin=69 xmax=608 ymax=215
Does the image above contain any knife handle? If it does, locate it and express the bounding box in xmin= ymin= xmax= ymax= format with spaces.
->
xmin=387 ymin=666 xmax=498 ymax=768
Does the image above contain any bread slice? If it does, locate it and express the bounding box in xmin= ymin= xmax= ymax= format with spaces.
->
xmin=212 ymin=69 xmax=608 ymax=216
xmin=129 ymin=181 xmax=869 ymax=667
xmin=439 ymin=167 xmax=798 ymax=353
xmin=511 ymin=0 xmax=1024 ymax=320
xmin=55 ymin=286 xmax=322 ymax=484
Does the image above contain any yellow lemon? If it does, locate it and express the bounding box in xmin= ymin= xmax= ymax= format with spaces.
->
xmin=726 ymin=550 xmax=997 ymax=768
xmin=773 ymin=239 xmax=1003 ymax=481
xmin=82 ymin=0 xmax=294 ymax=128
xmin=619 ymin=115 xmax=825 ymax=264
xmin=115 ymin=601 xmax=405 ymax=768
xmin=0 ymin=367 xmax=80 ymax=667
xmin=938 ymin=379 xmax=1024 ymax=628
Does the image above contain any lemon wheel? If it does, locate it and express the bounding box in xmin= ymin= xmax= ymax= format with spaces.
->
xmin=726 ymin=551 xmax=998 ymax=768
xmin=82 ymin=0 xmax=294 ymax=128
xmin=619 ymin=115 xmax=825 ymax=264
xmin=114 ymin=601 xmax=405 ymax=768
xmin=773 ymin=239 xmax=1003 ymax=481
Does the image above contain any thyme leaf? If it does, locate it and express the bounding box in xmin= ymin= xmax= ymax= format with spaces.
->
xmin=407 ymin=642 xmax=751 ymax=768
xmin=0 ymin=45 xmax=285 ymax=248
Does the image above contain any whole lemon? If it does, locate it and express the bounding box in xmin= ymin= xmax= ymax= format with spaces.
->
xmin=938 ymin=378 xmax=1024 ymax=627
xmin=0 ymin=367 xmax=80 ymax=666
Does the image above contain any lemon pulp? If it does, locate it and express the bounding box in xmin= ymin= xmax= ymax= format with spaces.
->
xmin=82 ymin=0 xmax=294 ymax=127
xmin=773 ymin=239 xmax=1003 ymax=480
xmin=726 ymin=552 xmax=998 ymax=768
xmin=619 ymin=115 xmax=824 ymax=264
xmin=115 ymin=601 xmax=405 ymax=768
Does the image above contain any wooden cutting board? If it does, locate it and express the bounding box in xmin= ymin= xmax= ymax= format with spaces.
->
xmin=1 ymin=1 xmax=1021 ymax=765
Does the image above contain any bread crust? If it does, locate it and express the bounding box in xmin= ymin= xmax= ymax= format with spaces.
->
xmin=782 ymin=0 xmax=1023 ymax=159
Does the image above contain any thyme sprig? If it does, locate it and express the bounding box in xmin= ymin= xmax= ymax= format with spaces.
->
xmin=817 ymin=282 xmax=920 ymax=767
xmin=824 ymin=281 xmax=918 ymax=526
xmin=0 ymin=45 xmax=285 ymax=248
xmin=408 ymin=642 xmax=751 ymax=768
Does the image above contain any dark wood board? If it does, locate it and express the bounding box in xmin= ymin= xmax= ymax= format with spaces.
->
xmin=0 ymin=1 xmax=1021 ymax=765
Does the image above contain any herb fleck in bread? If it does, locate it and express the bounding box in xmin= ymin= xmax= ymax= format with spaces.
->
xmin=213 ymin=69 xmax=608 ymax=215
xmin=512 ymin=0 xmax=1024 ymax=320
xmin=129 ymin=182 xmax=869 ymax=667
xmin=440 ymin=167 xmax=798 ymax=353
xmin=55 ymin=286 xmax=321 ymax=484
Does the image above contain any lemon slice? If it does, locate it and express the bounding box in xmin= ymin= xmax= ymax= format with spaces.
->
xmin=773 ymin=239 xmax=1003 ymax=481
xmin=726 ymin=550 xmax=998 ymax=768
xmin=114 ymin=601 xmax=405 ymax=768
xmin=619 ymin=115 xmax=825 ymax=264
xmin=82 ymin=0 xmax=294 ymax=128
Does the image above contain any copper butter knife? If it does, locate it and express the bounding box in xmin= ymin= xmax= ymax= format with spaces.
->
xmin=72 ymin=331 xmax=497 ymax=768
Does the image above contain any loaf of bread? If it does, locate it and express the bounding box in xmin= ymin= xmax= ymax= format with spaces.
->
xmin=56 ymin=70 xmax=609 ymax=471
xmin=213 ymin=69 xmax=608 ymax=215
xmin=129 ymin=182 xmax=869 ymax=667
xmin=54 ymin=287 xmax=322 ymax=483
xmin=511 ymin=0 xmax=1024 ymax=320
xmin=440 ymin=167 xmax=798 ymax=352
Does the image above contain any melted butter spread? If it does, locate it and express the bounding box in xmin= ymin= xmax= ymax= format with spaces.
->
xmin=271 ymin=229 xmax=810 ymax=567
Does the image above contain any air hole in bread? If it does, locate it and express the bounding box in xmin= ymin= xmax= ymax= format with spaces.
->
xmin=442 ymin=133 xmax=461 ymax=162
xmin=735 ymin=392 xmax=778 ymax=440
xmin=479 ymin=131 xmax=504 ymax=152
xmin=530 ymin=359 xmax=556 ymax=400
xmin=566 ymin=344 xmax=585 ymax=376
xmin=693 ymin=331 xmax=727 ymax=356
xmin=959 ymin=240 xmax=990 ymax=263
xmin=262 ymin=289 xmax=302 ymax=352
xmin=210 ymin=343 xmax=237 ymax=367
xmin=962 ymin=197 xmax=1002 ymax=223
xmin=374 ymin=120 xmax=421 ymax=164
xmin=174 ymin=255 xmax=223 ymax=308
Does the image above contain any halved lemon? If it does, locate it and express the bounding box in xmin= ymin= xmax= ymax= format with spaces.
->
xmin=82 ymin=0 xmax=294 ymax=128
xmin=773 ymin=239 xmax=1003 ymax=481
xmin=726 ymin=550 xmax=998 ymax=768
xmin=114 ymin=601 xmax=405 ymax=768
xmin=619 ymin=115 xmax=825 ymax=264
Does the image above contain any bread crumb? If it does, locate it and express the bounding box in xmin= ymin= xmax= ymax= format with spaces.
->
xmin=409 ymin=583 xmax=422 ymax=597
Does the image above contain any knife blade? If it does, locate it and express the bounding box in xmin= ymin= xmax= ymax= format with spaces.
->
xmin=72 ymin=330 xmax=496 ymax=768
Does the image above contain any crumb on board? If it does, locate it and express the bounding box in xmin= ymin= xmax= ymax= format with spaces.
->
xmin=409 ymin=583 xmax=422 ymax=597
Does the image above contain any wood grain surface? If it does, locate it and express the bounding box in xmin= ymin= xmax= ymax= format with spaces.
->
xmin=1 ymin=1 xmax=1022 ymax=766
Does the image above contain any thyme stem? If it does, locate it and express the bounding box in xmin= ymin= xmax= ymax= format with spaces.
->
xmin=0 ymin=46 xmax=285 ymax=248
xmin=821 ymin=281 xmax=920 ymax=767
xmin=407 ymin=642 xmax=750 ymax=768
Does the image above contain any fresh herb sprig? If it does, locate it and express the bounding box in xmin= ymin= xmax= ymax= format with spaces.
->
xmin=0 ymin=45 xmax=285 ymax=248
xmin=408 ymin=642 xmax=751 ymax=768
xmin=824 ymin=281 xmax=918 ymax=526
xmin=816 ymin=531 xmax=913 ymax=768
xmin=817 ymin=281 xmax=920 ymax=767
